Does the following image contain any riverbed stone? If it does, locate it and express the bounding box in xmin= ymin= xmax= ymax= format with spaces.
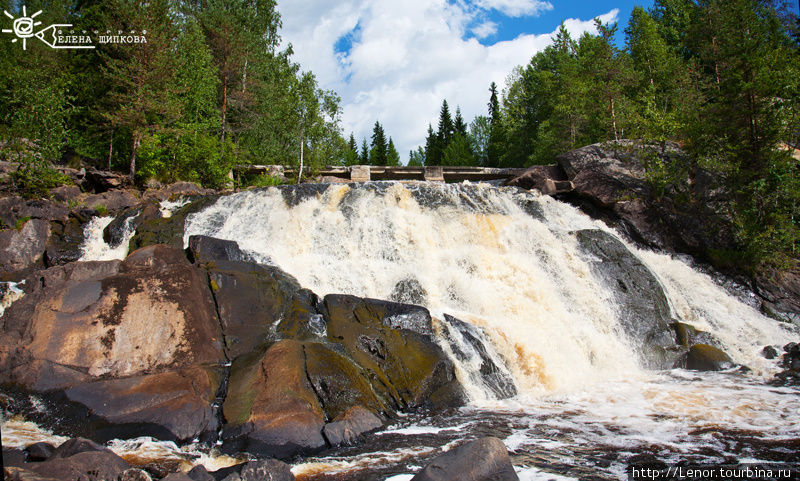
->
xmin=677 ymin=344 xmax=734 ymax=371
xmin=0 ymin=219 xmax=50 ymax=277
xmin=410 ymin=437 xmax=519 ymax=481
xmin=28 ymin=449 xmax=130 ymax=481
xmin=323 ymin=294 xmax=464 ymax=410
xmin=575 ymin=229 xmax=679 ymax=369
xmin=323 ymin=405 xmax=384 ymax=447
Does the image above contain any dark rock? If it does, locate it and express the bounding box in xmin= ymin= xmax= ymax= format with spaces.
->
xmin=129 ymin=195 xmax=218 ymax=251
xmin=44 ymin=216 xmax=87 ymax=267
xmin=51 ymin=437 xmax=105 ymax=458
xmin=8 ymin=199 xmax=69 ymax=224
xmin=323 ymin=295 xmax=464 ymax=409
xmin=188 ymin=236 xmax=256 ymax=264
xmin=323 ymin=405 xmax=383 ymax=447
xmin=29 ymin=450 xmax=129 ymax=481
xmin=83 ymin=169 xmax=129 ymax=193
xmin=84 ymin=189 xmax=139 ymax=214
xmin=48 ymin=185 xmax=81 ymax=203
xmin=576 ymin=229 xmax=679 ymax=369
xmin=0 ymin=219 xmax=50 ymax=277
xmin=676 ymin=344 xmax=735 ymax=371
xmin=119 ymin=468 xmax=154 ymax=481
xmin=4 ymin=466 xmax=59 ymax=481
xmin=162 ymin=473 xmax=195 ymax=481
xmin=438 ymin=315 xmax=516 ymax=399
xmin=390 ymin=278 xmax=428 ymax=305
xmin=410 ymin=437 xmax=519 ymax=481
xmin=239 ymin=459 xmax=295 ymax=481
xmin=505 ymin=165 xmax=570 ymax=195
xmin=755 ymin=268 xmax=800 ymax=325
xmin=0 ymin=245 xmax=224 ymax=441
xmin=187 ymin=465 xmax=215 ymax=481
xmin=202 ymin=257 xmax=319 ymax=358
xmin=103 ymin=203 xmax=161 ymax=248
xmin=146 ymin=182 xmax=215 ymax=202
xmin=63 ymin=367 xmax=222 ymax=442
xmin=3 ymin=447 xmax=27 ymax=467
xmin=762 ymin=345 xmax=780 ymax=360
xmin=24 ymin=442 xmax=55 ymax=461
xmin=671 ymin=322 xmax=718 ymax=348
xmin=222 ymin=340 xmax=327 ymax=458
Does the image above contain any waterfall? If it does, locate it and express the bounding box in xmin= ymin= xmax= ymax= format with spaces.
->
xmin=184 ymin=182 xmax=797 ymax=401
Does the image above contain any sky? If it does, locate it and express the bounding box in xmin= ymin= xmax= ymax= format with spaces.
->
xmin=276 ymin=0 xmax=656 ymax=162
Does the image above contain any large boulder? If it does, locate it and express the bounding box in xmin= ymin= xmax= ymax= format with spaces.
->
xmin=129 ymin=195 xmax=218 ymax=251
xmin=322 ymin=405 xmax=383 ymax=447
xmin=676 ymin=344 xmax=734 ymax=371
xmin=222 ymin=340 xmax=328 ymax=458
xmin=44 ymin=214 xmax=90 ymax=268
xmin=0 ymin=244 xmax=225 ymax=442
xmin=411 ymin=437 xmax=519 ymax=481
xmin=505 ymin=165 xmax=572 ymax=196
xmin=322 ymin=295 xmax=464 ymax=410
xmin=576 ymin=229 xmax=680 ymax=369
xmin=0 ymin=219 xmax=49 ymax=278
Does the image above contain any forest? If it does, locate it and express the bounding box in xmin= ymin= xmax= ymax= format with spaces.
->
xmin=0 ymin=0 xmax=799 ymax=267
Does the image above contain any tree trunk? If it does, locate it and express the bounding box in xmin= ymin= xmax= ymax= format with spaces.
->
xmin=108 ymin=128 xmax=114 ymax=171
xmin=221 ymin=79 xmax=228 ymax=145
xmin=611 ymin=97 xmax=619 ymax=142
xmin=298 ymin=129 xmax=304 ymax=184
xmin=130 ymin=132 xmax=141 ymax=179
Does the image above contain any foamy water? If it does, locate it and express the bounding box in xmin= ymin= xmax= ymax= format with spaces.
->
xmin=79 ymin=216 xmax=134 ymax=261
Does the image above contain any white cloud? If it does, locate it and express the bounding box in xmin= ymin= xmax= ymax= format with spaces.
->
xmin=277 ymin=1 xmax=619 ymax=162
xmin=472 ymin=20 xmax=499 ymax=39
xmin=474 ymin=0 xmax=554 ymax=18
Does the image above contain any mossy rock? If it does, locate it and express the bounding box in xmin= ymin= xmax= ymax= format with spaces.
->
xmin=128 ymin=195 xmax=218 ymax=251
xmin=323 ymin=294 xmax=464 ymax=411
xmin=677 ymin=344 xmax=734 ymax=371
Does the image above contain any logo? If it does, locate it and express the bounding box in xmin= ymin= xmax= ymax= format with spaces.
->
xmin=3 ymin=5 xmax=147 ymax=51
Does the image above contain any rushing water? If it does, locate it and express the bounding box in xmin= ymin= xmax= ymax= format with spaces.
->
xmin=3 ymin=182 xmax=798 ymax=479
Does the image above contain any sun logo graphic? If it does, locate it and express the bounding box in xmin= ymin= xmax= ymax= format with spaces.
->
xmin=2 ymin=5 xmax=95 ymax=50
xmin=2 ymin=5 xmax=41 ymax=50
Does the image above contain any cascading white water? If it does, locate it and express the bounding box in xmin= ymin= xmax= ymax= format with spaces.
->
xmin=184 ymin=182 xmax=797 ymax=401
xmin=79 ymin=216 xmax=135 ymax=261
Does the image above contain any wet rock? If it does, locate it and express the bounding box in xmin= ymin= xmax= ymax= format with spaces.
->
xmin=3 ymin=447 xmax=27 ymax=467
xmin=676 ymin=344 xmax=734 ymax=371
xmin=762 ymin=345 xmax=780 ymax=360
xmin=222 ymin=340 xmax=327 ymax=458
xmin=671 ymin=322 xmax=718 ymax=348
xmin=238 ymin=459 xmax=295 ymax=481
xmin=162 ymin=473 xmax=195 ymax=481
xmin=44 ymin=216 xmax=87 ymax=267
xmin=28 ymin=449 xmax=130 ymax=481
xmin=0 ymin=219 xmax=50 ymax=277
xmin=188 ymin=235 xmax=257 ymax=265
xmin=439 ymin=315 xmax=517 ymax=399
xmin=103 ymin=202 xmax=161 ymax=248
xmin=772 ymin=342 xmax=800 ymax=385
xmin=576 ymin=229 xmax=678 ymax=369
xmin=390 ymin=278 xmax=428 ymax=305
xmin=410 ymin=437 xmax=519 ymax=481
xmin=187 ymin=465 xmax=215 ymax=481
xmin=203 ymin=256 xmax=320 ymax=359
xmin=129 ymin=195 xmax=218 ymax=251
xmin=63 ymin=367 xmax=222 ymax=442
xmin=51 ymin=437 xmax=105 ymax=458
xmin=0 ymin=245 xmax=224 ymax=441
xmin=24 ymin=442 xmax=55 ymax=461
xmin=4 ymin=466 xmax=59 ymax=481
xmin=755 ymin=268 xmax=800 ymax=325
xmin=323 ymin=405 xmax=383 ymax=447
xmin=120 ymin=468 xmax=154 ymax=481
xmin=323 ymin=295 xmax=464 ymax=410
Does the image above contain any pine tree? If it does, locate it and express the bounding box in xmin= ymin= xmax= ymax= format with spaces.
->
xmin=344 ymin=134 xmax=359 ymax=165
xmin=369 ymin=121 xmax=388 ymax=165
xmin=454 ymin=107 xmax=468 ymax=138
xmin=360 ymin=139 xmax=370 ymax=165
xmin=486 ymin=82 xmax=504 ymax=167
xmin=387 ymin=138 xmax=401 ymax=166
xmin=437 ymin=100 xmax=455 ymax=147
xmin=424 ymin=124 xmax=442 ymax=165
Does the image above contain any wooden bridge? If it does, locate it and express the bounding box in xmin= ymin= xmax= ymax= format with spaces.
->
xmin=236 ymin=165 xmax=530 ymax=183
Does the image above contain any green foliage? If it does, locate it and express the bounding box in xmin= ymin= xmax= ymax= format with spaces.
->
xmin=242 ymin=173 xmax=285 ymax=188
xmin=15 ymin=217 xmax=31 ymax=231
xmin=95 ymin=205 xmax=109 ymax=216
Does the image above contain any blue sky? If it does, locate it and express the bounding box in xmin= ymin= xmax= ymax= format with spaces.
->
xmin=276 ymin=1 xmax=655 ymax=161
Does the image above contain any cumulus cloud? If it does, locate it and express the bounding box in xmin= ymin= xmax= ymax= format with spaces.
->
xmin=277 ymin=1 xmax=619 ymax=162
xmin=474 ymin=0 xmax=553 ymax=17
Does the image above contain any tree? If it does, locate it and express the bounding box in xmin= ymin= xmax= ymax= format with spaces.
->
xmin=100 ymin=0 xmax=180 ymax=178
xmin=369 ymin=121 xmax=388 ymax=165
xmin=360 ymin=138 xmax=369 ymax=164
xmin=344 ymin=134 xmax=360 ymax=165
xmin=468 ymin=116 xmax=491 ymax=166
xmin=424 ymin=124 xmax=442 ymax=165
xmin=408 ymin=147 xmax=426 ymax=166
xmin=387 ymin=138 xmax=401 ymax=166
xmin=454 ymin=107 xmax=468 ymax=137
xmin=437 ymin=100 xmax=455 ymax=147
xmin=443 ymin=133 xmax=475 ymax=166
xmin=486 ymin=82 xmax=504 ymax=167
